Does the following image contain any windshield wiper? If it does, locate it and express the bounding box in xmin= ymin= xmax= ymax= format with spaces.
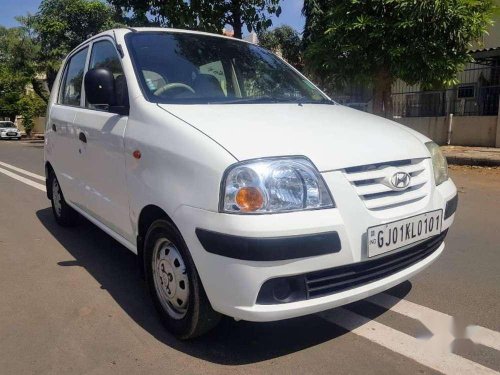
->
xmin=216 ymin=96 xmax=334 ymax=105
xmin=273 ymin=97 xmax=334 ymax=105
xmin=216 ymin=96 xmax=280 ymax=104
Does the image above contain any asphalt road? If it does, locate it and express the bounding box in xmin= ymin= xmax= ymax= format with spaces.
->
xmin=0 ymin=140 xmax=499 ymax=374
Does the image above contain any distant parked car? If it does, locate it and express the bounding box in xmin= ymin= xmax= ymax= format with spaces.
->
xmin=0 ymin=121 xmax=21 ymax=140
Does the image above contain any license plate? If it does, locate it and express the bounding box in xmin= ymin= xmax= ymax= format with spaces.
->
xmin=367 ymin=210 xmax=442 ymax=257
xmin=7 ymin=132 xmax=16 ymax=136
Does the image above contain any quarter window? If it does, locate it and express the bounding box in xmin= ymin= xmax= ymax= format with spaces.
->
xmin=60 ymin=47 xmax=88 ymax=106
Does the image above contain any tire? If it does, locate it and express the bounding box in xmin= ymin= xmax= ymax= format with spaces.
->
xmin=49 ymin=171 xmax=79 ymax=227
xmin=144 ymin=219 xmax=221 ymax=339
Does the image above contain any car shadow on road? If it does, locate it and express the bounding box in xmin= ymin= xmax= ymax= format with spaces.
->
xmin=36 ymin=207 xmax=411 ymax=365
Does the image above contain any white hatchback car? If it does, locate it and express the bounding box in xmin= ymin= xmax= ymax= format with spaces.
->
xmin=44 ymin=28 xmax=458 ymax=339
xmin=0 ymin=121 xmax=21 ymax=140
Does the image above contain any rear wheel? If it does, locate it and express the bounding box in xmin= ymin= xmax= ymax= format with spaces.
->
xmin=144 ymin=219 xmax=220 ymax=339
xmin=49 ymin=172 xmax=79 ymax=227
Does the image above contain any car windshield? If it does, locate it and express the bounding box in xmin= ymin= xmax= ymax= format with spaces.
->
xmin=0 ymin=122 xmax=16 ymax=128
xmin=126 ymin=32 xmax=331 ymax=105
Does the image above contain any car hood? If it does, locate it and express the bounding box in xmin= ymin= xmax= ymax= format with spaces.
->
xmin=1 ymin=128 xmax=18 ymax=132
xmin=158 ymin=103 xmax=430 ymax=171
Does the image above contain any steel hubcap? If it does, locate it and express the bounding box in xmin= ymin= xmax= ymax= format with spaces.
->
xmin=152 ymin=238 xmax=189 ymax=320
xmin=52 ymin=178 xmax=62 ymax=217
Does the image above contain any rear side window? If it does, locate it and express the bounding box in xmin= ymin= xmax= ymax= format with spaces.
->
xmin=87 ymin=40 xmax=126 ymax=109
xmin=60 ymin=47 xmax=88 ymax=106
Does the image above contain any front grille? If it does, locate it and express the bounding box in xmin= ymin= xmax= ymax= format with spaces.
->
xmin=305 ymin=231 xmax=447 ymax=299
xmin=344 ymin=158 xmax=430 ymax=210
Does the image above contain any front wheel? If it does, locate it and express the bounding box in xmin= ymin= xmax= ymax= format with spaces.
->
xmin=144 ymin=219 xmax=220 ymax=339
xmin=49 ymin=172 xmax=79 ymax=227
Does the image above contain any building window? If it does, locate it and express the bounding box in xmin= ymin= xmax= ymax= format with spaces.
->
xmin=457 ymin=85 xmax=475 ymax=99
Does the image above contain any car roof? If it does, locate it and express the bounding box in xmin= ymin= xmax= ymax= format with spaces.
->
xmin=69 ymin=27 xmax=253 ymax=56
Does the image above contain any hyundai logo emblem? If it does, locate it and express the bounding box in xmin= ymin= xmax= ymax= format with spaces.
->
xmin=390 ymin=172 xmax=411 ymax=190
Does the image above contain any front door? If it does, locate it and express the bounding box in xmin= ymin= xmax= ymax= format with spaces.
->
xmin=73 ymin=38 xmax=133 ymax=243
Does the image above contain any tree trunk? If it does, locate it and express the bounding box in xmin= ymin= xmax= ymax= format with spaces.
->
xmin=373 ymin=68 xmax=393 ymax=118
xmin=233 ymin=23 xmax=242 ymax=39
xmin=232 ymin=16 xmax=242 ymax=39
xmin=31 ymin=78 xmax=50 ymax=104
xmin=47 ymin=68 xmax=58 ymax=93
xmin=231 ymin=0 xmax=243 ymax=39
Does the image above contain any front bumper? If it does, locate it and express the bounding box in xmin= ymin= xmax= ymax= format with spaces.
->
xmin=0 ymin=133 xmax=21 ymax=139
xmin=172 ymin=170 xmax=457 ymax=322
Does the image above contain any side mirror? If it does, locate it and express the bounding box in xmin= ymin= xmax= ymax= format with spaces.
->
xmin=84 ymin=68 xmax=129 ymax=115
xmin=85 ymin=68 xmax=115 ymax=106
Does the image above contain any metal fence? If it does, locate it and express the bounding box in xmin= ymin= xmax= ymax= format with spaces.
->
xmin=392 ymin=63 xmax=500 ymax=117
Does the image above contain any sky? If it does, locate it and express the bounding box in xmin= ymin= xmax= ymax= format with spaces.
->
xmin=0 ymin=0 xmax=305 ymax=32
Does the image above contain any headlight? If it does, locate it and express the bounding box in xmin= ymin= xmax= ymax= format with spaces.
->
xmin=221 ymin=157 xmax=334 ymax=214
xmin=426 ymin=142 xmax=448 ymax=185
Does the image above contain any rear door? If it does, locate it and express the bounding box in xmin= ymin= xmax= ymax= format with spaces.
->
xmin=72 ymin=38 xmax=133 ymax=242
xmin=47 ymin=46 xmax=89 ymax=205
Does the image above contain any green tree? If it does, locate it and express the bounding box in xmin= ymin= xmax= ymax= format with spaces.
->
xmin=302 ymin=0 xmax=326 ymax=50
xmin=303 ymin=0 xmax=497 ymax=117
xmin=0 ymin=25 xmax=48 ymax=103
xmin=21 ymin=0 xmax=116 ymax=90
xmin=0 ymin=67 xmax=26 ymax=121
xmin=109 ymin=0 xmax=282 ymax=39
xmin=258 ymin=25 xmax=302 ymax=69
xmin=0 ymin=26 xmax=41 ymax=119
xmin=17 ymin=92 xmax=47 ymax=137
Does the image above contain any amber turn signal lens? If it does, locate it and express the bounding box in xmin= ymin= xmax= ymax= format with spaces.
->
xmin=235 ymin=187 xmax=264 ymax=212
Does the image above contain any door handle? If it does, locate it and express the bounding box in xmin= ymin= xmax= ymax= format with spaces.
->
xmin=52 ymin=124 xmax=56 ymax=132
xmin=79 ymin=132 xmax=87 ymax=143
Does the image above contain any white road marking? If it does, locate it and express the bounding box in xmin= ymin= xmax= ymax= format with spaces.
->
xmin=0 ymin=160 xmax=45 ymax=181
xmin=321 ymin=308 xmax=498 ymax=375
xmin=466 ymin=325 xmax=500 ymax=353
xmin=367 ymin=293 xmax=500 ymax=351
xmin=0 ymin=166 xmax=46 ymax=192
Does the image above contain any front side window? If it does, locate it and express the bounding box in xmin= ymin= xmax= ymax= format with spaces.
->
xmin=87 ymin=40 xmax=126 ymax=109
xmin=126 ymin=32 xmax=330 ymax=104
xmin=60 ymin=47 xmax=88 ymax=106
xmin=199 ymin=60 xmax=227 ymax=96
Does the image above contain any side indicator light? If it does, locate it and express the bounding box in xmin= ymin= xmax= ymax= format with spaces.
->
xmin=235 ymin=187 xmax=264 ymax=212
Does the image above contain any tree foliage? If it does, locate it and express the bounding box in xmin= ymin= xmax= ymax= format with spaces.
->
xmin=0 ymin=66 xmax=26 ymax=120
xmin=0 ymin=24 xmax=49 ymax=103
xmin=0 ymin=26 xmax=45 ymax=121
xmin=302 ymin=0 xmax=327 ymax=50
xmin=303 ymin=0 xmax=497 ymax=116
xmin=109 ymin=0 xmax=282 ymax=39
xmin=21 ymin=0 xmax=116 ymax=89
xmin=258 ymin=25 xmax=302 ymax=69
xmin=17 ymin=92 xmax=47 ymax=136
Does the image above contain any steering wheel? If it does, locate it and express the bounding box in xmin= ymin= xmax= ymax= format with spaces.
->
xmin=154 ymin=82 xmax=195 ymax=97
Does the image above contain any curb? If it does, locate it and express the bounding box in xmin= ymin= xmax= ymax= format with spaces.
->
xmin=445 ymin=156 xmax=500 ymax=167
